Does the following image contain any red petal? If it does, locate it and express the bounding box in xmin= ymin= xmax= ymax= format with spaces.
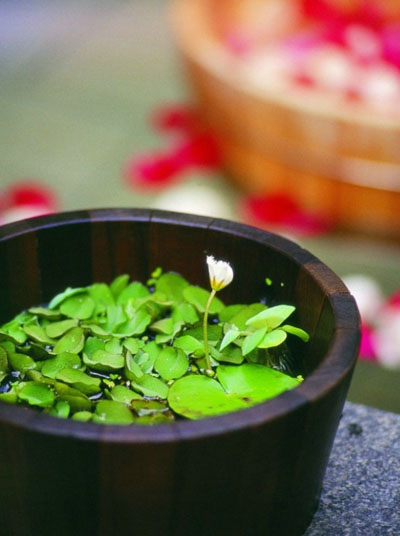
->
xmin=3 ymin=180 xmax=57 ymax=210
xmin=174 ymin=133 xmax=222 ymax=168
xmin=300 ymin=0 xmax=344 ymax=26
xmin=241 ymin=193 xmax=334 ymax=236
xmin=387 ymin=290 xmax=400 ymax=308
xmin=124 ymin=152 xmax=182 ymax=189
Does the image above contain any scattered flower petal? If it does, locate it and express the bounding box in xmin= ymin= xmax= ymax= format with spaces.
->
xmin=3 ymin=181 xmax=57 ymax=211
xmin=241 ymin=193 xmax=334 ymax=236
xmin=174 ymin=133 xmax=221 ymax=168
xmin=124 ymin=152 xmax=182 ymax=189
xmin=360 ymin=324 xmax=377 ymax=361
xmin=0 ymin=181 xmax=58 ymax=225
xmin=382 ymin=23 xmax=400 ymax=70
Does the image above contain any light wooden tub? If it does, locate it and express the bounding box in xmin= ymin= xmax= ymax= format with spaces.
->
xmin=171 ymin=0 xmax=400 ymax=238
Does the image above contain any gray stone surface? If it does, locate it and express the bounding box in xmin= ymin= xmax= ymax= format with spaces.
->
xmin=306 ymin=402 xmax=400 ymax=535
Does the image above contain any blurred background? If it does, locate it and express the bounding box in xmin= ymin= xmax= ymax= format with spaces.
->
xmin=1 ymin=0 xmax=399 ymax=412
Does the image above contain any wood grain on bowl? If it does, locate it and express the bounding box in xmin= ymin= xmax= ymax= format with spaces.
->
xmin=0 ymin=209 xmax=360 ymax=536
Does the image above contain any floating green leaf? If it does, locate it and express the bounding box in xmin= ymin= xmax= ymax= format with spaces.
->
xmin=56 ymin=368 xmax=101 ymax=395
xmin=220 ymin=326 xmax=241 ymax=351
xmin=168 ymin=364 xmax=301 ymax=420
xmin=104 ymin=338 xmax=122 ymax=354
xmin=0 ymin=346 xmax=8 ymax=374
xmin=53 ymin=327 xmax=85 ymax=354
xmin=93 ymin=400 xmax=134 ymax=425
xmin=60 ymin=295 xmax=95 ymax=320
xmin=109 ymin=385 xmax=142 ymax=404
xmin=229 ymin=303 xmax=267 ymax=330
xmin=168 ymin=375 xmax=248 ymax=419
xmin=83 ymin=336 xmax=105 ymax=358
xmin=28 ymin=307 xmax=61 ymax=319
xmin=116 ymin=282 xmax=149 ymax=305
xmin=130 ymin=373 xmax=169 ymax=399
xmin=218 ymin=304 xmax=246 ymax=323
xmin=150 ymin=318 xmax=174 ymax=335
xmin=154 ymin=347 xmax=188 ymax=381
xmin=281 ymin=324 xmax=310 ymax=342
xmin=54 ymin=382 xmax=92 ymax=412
xmin=184 ymin=324 xmax=223 ymax=344
xmin=81 ymin=323 xmax=110 ymax=338
xmin=0 ymin=340 xmax=15 ymax=354
xmin=110 ymin=274 xmax=130 ymax=299
xmin=174 ymin=335 xmax=203 ymax=355
xmin=217 ymin=364 xmax=301 ymax=402
xmin=18 ymin=382 xmax=55 ymax=408
xmin=23 ymin=325 xmax=55 ymax=345
xmin=48 ymin=287 xmax=86 ymax=309
xmin=217 ymin=346 xmax=244 ymax=365
xmin=116 ymin=309 xmax=151 ymax=336
xmin=72 ymin=411 xmax=93 ymax=422
xmin=49 ymin=400 xmax=70 ymax=419
xmin=155 ymin=272 xmax=189 ymax=302
xmin=173 ymin=303 xmax=199 ymax=324
xmin=125 ymin=351 xmax=144 ymax=378
xmin=26 ymin=369 xmax=55 ymax=385
xmin=258 ymin=329 xmax=287 ymax=348
xmin=8 ymin=352 xmax=36 ymax=374
xmin=88 ymin=283 xmax=115 ymax=313
xmin=85 ymin=350 xmax=125 ymax=372
xmin=0 ymin=390 xmax=18 ymax=404
xmin=242 ymin=327 xmax=268 ymax=356
xmin=246 ymin=305 xmax=295 ymax=330
xmin=134 ymin=342 xmax=159 ymax=374
xmin=123 ymin=337 xmax=140 ymax=355
xmin=45 ymin=319 xmax=78 ymax=339
xmin=1 ymin=326 xmax=27 ymax=344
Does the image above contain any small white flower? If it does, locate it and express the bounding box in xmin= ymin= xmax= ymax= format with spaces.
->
xmin=206 ymin=255 xmax=233 ymax=291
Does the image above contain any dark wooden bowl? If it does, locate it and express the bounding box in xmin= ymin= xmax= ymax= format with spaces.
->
xmin=0 ymin=208 xmax=360 ymax=536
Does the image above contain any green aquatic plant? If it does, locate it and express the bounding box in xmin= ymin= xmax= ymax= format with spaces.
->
xmin=0 ymin=256 xmax=308 ymax=425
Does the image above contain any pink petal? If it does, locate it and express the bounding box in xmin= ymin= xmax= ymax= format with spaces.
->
xmin=381 ymin=23 xmax=400 ymax=70
xmin=359 ymin=323 xmax=377 ymax=361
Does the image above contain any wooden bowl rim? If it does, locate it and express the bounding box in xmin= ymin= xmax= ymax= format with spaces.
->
xmin=170 ymin=0 xmax=400 ymax=131
xmin=0 ymin=208 xmax=360 ymax=443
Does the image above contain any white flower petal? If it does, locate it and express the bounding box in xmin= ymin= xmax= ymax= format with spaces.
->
xmin=207 ymin=255 xmax=234 ymax=291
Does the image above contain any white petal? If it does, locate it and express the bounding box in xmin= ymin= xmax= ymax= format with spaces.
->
xmin=207 ymin=255 xmax=233 ymax=291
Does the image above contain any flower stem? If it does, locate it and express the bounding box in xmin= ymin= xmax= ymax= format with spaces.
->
xmin=203 ymin=288 xmax=216 ymax=370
